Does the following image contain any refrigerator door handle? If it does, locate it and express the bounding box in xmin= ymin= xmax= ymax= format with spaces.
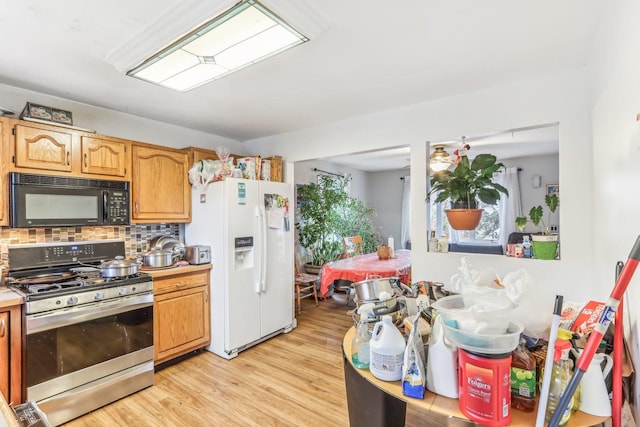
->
xmin=255 ymin=206 xmax=262 ymax=294
xmin=259 ymin=205 xmax=268 ymax=292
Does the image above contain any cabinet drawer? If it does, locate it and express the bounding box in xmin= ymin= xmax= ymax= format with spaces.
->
xmin=153 ymin=270 xmax=209 ymax=295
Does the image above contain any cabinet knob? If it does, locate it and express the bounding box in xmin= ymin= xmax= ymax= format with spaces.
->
xmin=0 ymin=318 xmax=5 ymax=338
xmin=84 ymin=153 xmax=88 ymax=168
xmin=67 ymin=151 xmax=70 ymax=165
xmin=175 ymin=282 xmax=186 ymax=288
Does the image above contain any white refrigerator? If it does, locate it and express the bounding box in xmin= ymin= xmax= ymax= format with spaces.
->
xmin=185 ymin=178 xmax=294 ymax=359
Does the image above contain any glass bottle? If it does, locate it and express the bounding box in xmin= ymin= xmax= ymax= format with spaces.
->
xmin=510 ymin=338 xmax=536 ymax=412
xmin=545 ymin=340 xmax=574 ymax=426
xmin=429 ymin=231 xmax=439 ymax=252
xmin=351 ymin=319 xmax=371 ymax=369
xmin=522 ymin=235 xmax=532 ymax=258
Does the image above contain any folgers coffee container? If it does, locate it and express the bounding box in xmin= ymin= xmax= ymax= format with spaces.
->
xmin=458 ymin=349 xmax=512 ymax=427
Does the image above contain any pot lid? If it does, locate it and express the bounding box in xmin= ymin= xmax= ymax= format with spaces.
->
xmin=100 ymin=255 xmax=137 ymax=268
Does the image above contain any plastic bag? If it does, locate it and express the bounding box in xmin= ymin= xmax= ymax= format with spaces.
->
xmin=402 ymin=315 xmax=426 ymax=399
xmin=448 ymin=257 xmax=552 ymax=339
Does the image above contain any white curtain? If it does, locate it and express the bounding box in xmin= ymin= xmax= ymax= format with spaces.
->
xmin=400 ymin=176 xmax=411 ymax=249
xmin=497 ymin=167 xmax=522 ymax=248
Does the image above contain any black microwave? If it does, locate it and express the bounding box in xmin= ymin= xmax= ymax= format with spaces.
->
xmin=10 ymin=172 xmax=130 ymax=228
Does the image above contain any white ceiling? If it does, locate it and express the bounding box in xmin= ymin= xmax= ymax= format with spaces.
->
xmin=0 ymin=1 xmax=602 ymax=146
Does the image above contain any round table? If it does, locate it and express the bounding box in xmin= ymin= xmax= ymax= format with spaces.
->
xmin=342 ymin=327 xmax=608 ymax=426
xmin=320 ymin=250 xmax=411 ymax=297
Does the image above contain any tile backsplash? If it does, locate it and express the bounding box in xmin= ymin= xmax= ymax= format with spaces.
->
xmin=0 ymin=223 xmax=181 ymax=268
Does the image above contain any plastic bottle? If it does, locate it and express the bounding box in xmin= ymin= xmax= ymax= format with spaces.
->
xmin=522 ymin=235 xmax=532 ymax=258
xmin=545 ymin=339 xmax=574 ymax=426
xmin=426 ymin=315 xmax=459 ymax=398
xmin=438 ymin=234 xmax=449 ymax=253
xmin=351 ymin=319 xmax=371 ymax=369
xmin=511 ymin=337 xmax=536 ymax=412
xmin=369 ymin=315 xmax=406 ymax=381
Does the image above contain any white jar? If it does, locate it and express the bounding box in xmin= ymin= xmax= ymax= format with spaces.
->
xmin=369 ymin=315 xmax=406 ymax=381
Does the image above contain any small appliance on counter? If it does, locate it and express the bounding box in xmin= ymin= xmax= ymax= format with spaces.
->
xmin=184 ymin=245 xmax=211 ymax=265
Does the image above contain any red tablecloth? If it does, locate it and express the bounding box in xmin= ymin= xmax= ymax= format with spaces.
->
xmin=320 ymin=250 xmax=411 ymax=297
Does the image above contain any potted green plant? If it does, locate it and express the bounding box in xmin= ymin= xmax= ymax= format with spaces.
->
xmin=428 ymin=151 xmax=508 ymax=230
xmin=515 ymin=193 xmax=559 ymax=260
xmin=296 ymin=174 xmax=378 ymax=273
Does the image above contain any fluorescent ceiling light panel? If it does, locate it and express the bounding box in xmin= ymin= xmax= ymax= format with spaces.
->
xmin=127 ymin=0 xmax=308 ymax=92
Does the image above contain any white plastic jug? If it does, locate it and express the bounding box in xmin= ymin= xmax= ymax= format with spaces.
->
xmin=573 ymin=350 xmax=613 ymax=417
xmin=426 ymin=315 xmax=459 ymax=398
xmin=369 ymin=315 xmax=406 ymax=381
xmin=581 ymin=353 xmax=613 ymax=417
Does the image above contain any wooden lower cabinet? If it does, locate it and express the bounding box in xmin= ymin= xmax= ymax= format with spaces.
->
xmin=0 ymin=304 xmax=22 ymax=405
xmin=152 ymin=267 xmax=211 ymax=365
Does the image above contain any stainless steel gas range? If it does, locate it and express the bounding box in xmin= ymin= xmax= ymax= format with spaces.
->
xmin=7 ymin=240 xmax=154 ymax=426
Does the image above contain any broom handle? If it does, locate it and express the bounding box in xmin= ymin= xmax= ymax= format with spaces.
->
xmin=612 ymin=261 xmax=624 ymax=427
xmin=549 ymin=236 xmax=640 ymax=427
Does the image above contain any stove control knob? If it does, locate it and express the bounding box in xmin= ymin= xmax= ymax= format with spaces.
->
xmin=118 ymin=288 xmax=128 ymax=296
xmin=67 ymin=296 xmax=79 ymax=306
xmin=94 ymin=292 xmax=104 ymax=301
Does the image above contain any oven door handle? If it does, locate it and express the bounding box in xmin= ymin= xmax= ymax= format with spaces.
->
xmin=27 ymin=292 xmax=153 ymax=334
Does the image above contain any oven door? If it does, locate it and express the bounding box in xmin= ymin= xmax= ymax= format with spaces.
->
xmin=25 ymin=292 xmax=154 ymax=403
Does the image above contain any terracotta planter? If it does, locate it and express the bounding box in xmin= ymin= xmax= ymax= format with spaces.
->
xmin=445 ymin=208 xmax=483 ymax=230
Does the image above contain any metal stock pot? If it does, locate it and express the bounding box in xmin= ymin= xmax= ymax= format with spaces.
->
xmin=353 ymin=277 xmax=400 ymax=302
xmin=99 ymin=256 xmax=139 ymax=278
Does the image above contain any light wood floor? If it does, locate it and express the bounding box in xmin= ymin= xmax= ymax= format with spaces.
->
xmin=63 ymin=297 xmax=354 ymax=427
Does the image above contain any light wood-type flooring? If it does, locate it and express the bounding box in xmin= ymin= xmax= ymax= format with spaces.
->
xmin=63 ymin=297 xmax=353 ymax=426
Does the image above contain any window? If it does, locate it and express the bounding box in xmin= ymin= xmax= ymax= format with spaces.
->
xmin=428 ymin=197 xmax=502 ymax=245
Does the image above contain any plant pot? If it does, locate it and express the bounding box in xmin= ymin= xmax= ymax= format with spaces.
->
xmin=304 ymin=263 xmax=323 ymax=275
xmin=445 ymin=208 xmax=483 ymax=230
xmin=531 ymin=235 xmax=559 ymax=260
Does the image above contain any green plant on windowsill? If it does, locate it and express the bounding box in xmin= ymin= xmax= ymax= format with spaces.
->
xmin=515 ymin=193 xmax=559 ymax=235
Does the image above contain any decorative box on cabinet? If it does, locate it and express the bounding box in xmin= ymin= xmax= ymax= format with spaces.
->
xmin=131 ymin=143 xmax=191 ymax=223
xmin=149 ymin=265 xmax=211 ymax=365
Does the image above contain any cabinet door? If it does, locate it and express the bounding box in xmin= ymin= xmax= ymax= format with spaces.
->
xmin=14 ymin=124 xmax=73 ymax=172
xmin=154 ymin=285 xmax=210 ymax=364
xmin=131 ymin=145 xmax=190 ymax=222
xmin=0 ymin=311 xmax=8 ymax=403
xmin=192 ymin=148 xmax=219 ymax=164
xmin=81 ymin=136 xmax=127 ymax=177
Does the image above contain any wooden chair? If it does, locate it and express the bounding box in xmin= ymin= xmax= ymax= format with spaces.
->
xmin=295 ymin=265 xmax=319 ymax=315
xmin=342 ymin=235 xmax=364 ymax=258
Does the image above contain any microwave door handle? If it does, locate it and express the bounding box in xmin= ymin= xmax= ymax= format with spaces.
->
xmin=103 ymin=191 xmax=109 ymax=223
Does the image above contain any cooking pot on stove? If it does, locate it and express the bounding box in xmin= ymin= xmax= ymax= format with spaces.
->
xmin=99 ymin=256 xmax=139 ymax=278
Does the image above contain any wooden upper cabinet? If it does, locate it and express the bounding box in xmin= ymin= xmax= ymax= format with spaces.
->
xmin=131 ymin=144 xmax=191 ymax=222
xmin=14 ymin=124 xmax=73 ymax=172
xmin=8 ymin=119 xmax=130 ymax=181
xmin=187 ymin=147 xmax=219 ymax=165
xmin=81 ymin=136 xmax=127 ymax=177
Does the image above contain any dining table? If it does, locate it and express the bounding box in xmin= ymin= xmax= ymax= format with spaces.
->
xmin=319 ymin=249 xmax=411 ymax=297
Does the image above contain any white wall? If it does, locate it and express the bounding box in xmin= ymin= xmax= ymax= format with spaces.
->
xmin=247 ymin=67 xmax=594 ymax=307
xmin=0 ymin=83 xmax=244 ymax=153
xmin=503 ymin=153 xmax=560 ymax=234
xmin=590 ymin=0 xmax=640 ymax=417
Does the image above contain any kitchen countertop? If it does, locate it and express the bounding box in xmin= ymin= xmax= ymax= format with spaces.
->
xmin=140 ymin=263 xmax=212 ymax=278
xmin=343 ymin=327 xmax=609 ymax=426
xmin=0 ymin=288 xmax=23 ymax=309
xmin=0 ymin=394 xmax=19 ymax=427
